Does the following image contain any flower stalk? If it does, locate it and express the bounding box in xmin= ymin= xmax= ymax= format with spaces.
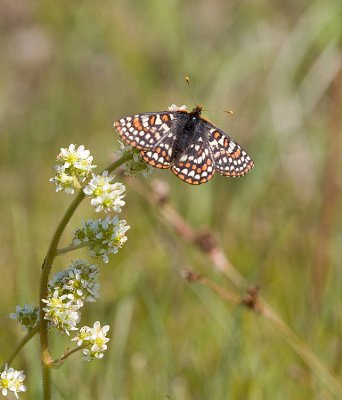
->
xmin=39 ymin=153 xmax=132 ymax=400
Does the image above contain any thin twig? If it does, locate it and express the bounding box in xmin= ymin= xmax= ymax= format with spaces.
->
xmin=50 ymin=344 xmax=87 ymax=368
xmin=56 ymin=241 xmax=91 ymax=256
xmin=130 ymin=179 xmax=342 ymax=397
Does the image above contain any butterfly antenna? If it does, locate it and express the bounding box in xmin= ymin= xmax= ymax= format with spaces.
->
xmin=185 ymin=75 xmax=199 ymax=110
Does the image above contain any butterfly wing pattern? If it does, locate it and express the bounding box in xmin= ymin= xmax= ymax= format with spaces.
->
xmin=171 ymin=133 xmax=215 ymax=184
xmin=207 ymin=126 xmax=254 ymax=177
xmin=114 ymin=112 xmax=177 ymax=151
xmin=140 ymin=128 xmax=178 ymax=169
xmin=114 ymin=106 xmax=254 ymax=185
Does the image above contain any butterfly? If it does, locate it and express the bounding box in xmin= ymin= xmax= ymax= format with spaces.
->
xmin=114 ymin=105 xmax=254 ymax=185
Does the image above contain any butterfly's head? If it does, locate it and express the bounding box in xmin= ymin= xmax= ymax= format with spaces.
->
xmin=190 ymin=105 xmax=203 ymax=116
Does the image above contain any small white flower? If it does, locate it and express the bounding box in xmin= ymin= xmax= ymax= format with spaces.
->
xmin=168 ymin=104 xmax=187 ymax=111
xmin=42 ymin=290 xmax=82 ymax=335
xmin=50 ymin=165 xmax=76 ymax=194
xmin=83 ymin=171 xmax=126 ymax=213
xmin=50 ymin=144 xmax=96 ymax=194
xmin=0 ymin=364 xmax=26 ymax=399
xmin=10 ymin=304 xmax=39 ymax=332
xmin=58 ymin=144 xmax=91 ymax=168
xmin=73 ymin=216 xmax=130 ymax=263
xmin=117 ymin=141 xmax=154 ymax=178
xmin=48 ymin=260 xmax=100 ymax=303
xmin=72 ymin=321 xmax=110 ymax=361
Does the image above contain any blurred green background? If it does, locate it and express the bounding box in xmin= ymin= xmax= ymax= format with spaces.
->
xmin=1 ymin=0 xmax=341 ymax=398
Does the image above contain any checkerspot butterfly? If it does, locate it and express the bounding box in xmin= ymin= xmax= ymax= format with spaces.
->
xmin=114 ymin=105 xmax=254 ymax=185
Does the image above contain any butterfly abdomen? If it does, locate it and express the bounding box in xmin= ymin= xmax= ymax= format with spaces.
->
xmin=170 ymin=115 xmax=197 ymax=161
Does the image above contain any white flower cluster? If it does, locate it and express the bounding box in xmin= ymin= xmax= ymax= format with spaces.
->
xmin=73 ymin=216 xmax=130 ymax=263
xmin=42 ymin=260 xmax=100 ymax=335
xmin=48 ymin=260 xmax=100 ymax=303
xmin=42 ymin=143 xmax=130 ymax=365
xmin=10 ymin=304 xmax=39 ymax=332
xmin=117 ymin=141 xmax=154 ymax=178
xmin=0 ymin=365 xmax=26 ymax=399
xmin=168 ymin=104 xmax=187 ymax=111
xmin=83 ymin=171 xmax=126 ymax=213
xmin=72 ymin=321 xmax=110 ymax=361
xmin=42 ymin=291 xmax=82 ymax=335
xmin=50 ymin=144 xmax=96 ymax=194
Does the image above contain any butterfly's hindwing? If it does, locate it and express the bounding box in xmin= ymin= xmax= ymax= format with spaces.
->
xmin=171 ymin=134 xmax=215 ymax=185
xmin=140 ymin=130 xmax=177 ymax=168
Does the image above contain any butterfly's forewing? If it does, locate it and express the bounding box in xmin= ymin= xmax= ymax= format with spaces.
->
xmin=206 ymin=126 xmax=254 ymax=177
xmin=140 ymin=129 xmax=177 ymax=168
xmin=171 ymin=134 xmax=215 ymax=185
xmin=114 ymin=111 xmax=178 ymax=151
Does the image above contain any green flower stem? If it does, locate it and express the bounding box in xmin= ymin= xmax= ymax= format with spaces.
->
xmin=1 ymin=325 xmax=39 ymax=371
xmin=105 ymin=153 xmax=133 ymax=174
xmin=39 ymin=153 xmax=132 ymax=400
xmin=56 ymin=242 xmax=90 ymax=256
xmin=39 ymin=189 xmax=85 ymax=399
xmin=51 ymin=344 xmax=87 ymax=368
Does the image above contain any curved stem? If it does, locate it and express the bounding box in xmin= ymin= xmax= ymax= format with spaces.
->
xmin=39 ymin=153 xmax=132 ymax=400
xmin=39 ymin=189 xmax=86 ymax=399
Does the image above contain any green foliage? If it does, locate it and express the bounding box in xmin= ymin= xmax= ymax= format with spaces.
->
xmin=1 ymin=0 xmax=341 ymax=398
